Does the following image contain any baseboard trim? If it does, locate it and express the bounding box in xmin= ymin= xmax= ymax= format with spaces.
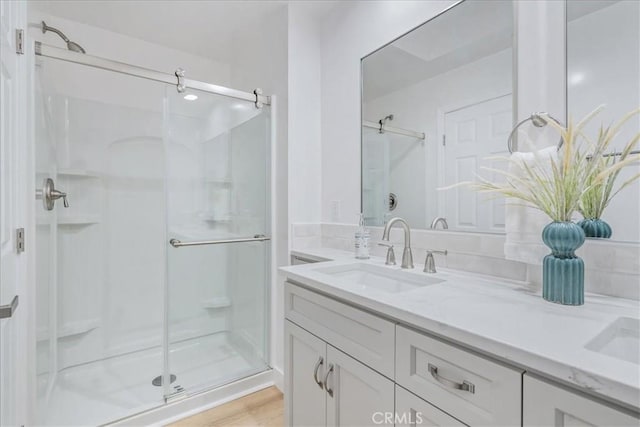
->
xmin=272 ymin=366 xmax=284 ymax=392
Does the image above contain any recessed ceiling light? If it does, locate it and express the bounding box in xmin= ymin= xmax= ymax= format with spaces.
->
xmin=184 ymin=94 xmax=198 ymax=101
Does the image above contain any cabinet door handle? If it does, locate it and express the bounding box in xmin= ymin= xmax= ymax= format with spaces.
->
xmin=428 ymin=363 xmax=475 ymax=394
xmin=323 ymin=363 xmax=334 ymax=397
xmin=313 ymin=356 xmax=324 ymax=389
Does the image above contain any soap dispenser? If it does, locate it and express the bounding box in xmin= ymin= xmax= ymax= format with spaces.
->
xmin=355 ymin=213 xmax=370 ymax=259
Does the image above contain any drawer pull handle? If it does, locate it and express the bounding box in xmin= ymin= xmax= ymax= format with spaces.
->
xmin=324 ymin=363 xmax=334 ymax=397
xmin=313 ymin=356 xmax=324 ymax=389
xmin=428 ymin=363 xmax=475 ymax=394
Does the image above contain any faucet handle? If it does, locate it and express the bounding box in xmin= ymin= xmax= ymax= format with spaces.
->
xmin=428 ymin=249 xmax=448 ymax=255
xmin=424 ymin=249 xmax=447 ymax=274
xmin=378 ymin=242 xmax=396 ymax=266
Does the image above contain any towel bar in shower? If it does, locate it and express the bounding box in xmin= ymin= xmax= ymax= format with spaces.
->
xmin=169 ymin=234 xmax=270 ymax=248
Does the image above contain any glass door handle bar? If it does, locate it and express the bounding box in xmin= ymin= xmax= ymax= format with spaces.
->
xmin=0 ymin=296 xmax=19 ymax=319
xmin=169 ymin=234 xmax=270 ymax=248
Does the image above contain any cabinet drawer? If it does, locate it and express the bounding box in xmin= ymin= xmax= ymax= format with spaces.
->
xmin=396 ymin=325 xmax=523 ymax=426
xmin=285 ymin=282 xmax=395 ymax=378
xmin=396 ymin=385 xmax=467 ymax=427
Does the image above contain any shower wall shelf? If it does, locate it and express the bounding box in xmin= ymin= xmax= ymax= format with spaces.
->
xmin=201 ymin=214 xmax=232 ymax=223
xmin=57 ymin=169 xmax=102 ymax=178
xmin=35 ymin=215 xmax=101 ymax=226
xmin=205 ymin=178 xmax=233 ymax=185
xmin=201 ymin=297 xmax=232 ymax=309
xmin=36 ymin=318 xmax=101 ymax=341
xmin=57 ymin=215 xmax=101 ymax=225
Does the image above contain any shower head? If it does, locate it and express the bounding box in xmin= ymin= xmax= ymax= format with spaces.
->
xmin=66 ymin=40 xmax=86 ymax=54
xmin=42 ymin=21 xmax=86 ymax=54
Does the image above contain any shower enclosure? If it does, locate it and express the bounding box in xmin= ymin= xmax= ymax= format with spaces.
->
xmin=34 ymin=42 xmax=272 ymax=426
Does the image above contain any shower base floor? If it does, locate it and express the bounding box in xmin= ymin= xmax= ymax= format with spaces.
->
xmin=37 ymin=332 xmax=266 ymax=426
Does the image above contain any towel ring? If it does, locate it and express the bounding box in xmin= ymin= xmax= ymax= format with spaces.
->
xmin=507 ymin=112 xmax=564 ymax=153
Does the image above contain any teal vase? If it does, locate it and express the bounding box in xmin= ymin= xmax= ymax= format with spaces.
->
xmin=541 ymin=222 xmax=585 ymax=305
xmin=577 ymin=218 xmax=612 ymax=239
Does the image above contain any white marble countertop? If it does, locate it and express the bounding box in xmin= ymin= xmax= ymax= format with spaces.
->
xmin=281 ymin=247 xmax=640 ymax=411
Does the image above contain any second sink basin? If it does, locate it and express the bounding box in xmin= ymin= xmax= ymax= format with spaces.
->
xmin=585 ymin=317 xmax=640 ymax=365
xmin=315 ymin=263 xmax=444 ymax=293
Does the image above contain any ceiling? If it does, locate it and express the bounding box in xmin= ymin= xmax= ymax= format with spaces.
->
xmin=30 ymin=0 xmax=336 ymax=63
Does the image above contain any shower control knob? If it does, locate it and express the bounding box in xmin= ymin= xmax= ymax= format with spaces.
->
xmin=36 ymin=178 xmax=70 ymax=211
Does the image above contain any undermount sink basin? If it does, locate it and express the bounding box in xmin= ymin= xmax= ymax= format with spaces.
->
xmin=315 ymin=263 xmax=444 ymax=294
xmin=585 ymin=317 xmax=640 ymax=365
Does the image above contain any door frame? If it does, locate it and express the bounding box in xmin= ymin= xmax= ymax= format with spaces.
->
xmin=1 ymin=0 xmax=32 ymax=424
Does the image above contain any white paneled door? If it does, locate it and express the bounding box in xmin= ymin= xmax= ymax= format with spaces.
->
xmin=0 ymin=0 xmax=27 ymax=425
xmin=325 ymin=345 xmax=394 ymax=427
xmin=443 ymin=94 xmax=512 ymax=232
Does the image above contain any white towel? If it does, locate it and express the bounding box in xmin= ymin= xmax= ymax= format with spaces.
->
xmin=504 ymin=139 xmax=559 ymax=265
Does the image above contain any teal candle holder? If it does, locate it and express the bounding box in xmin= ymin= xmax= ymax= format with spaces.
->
xmin=541 ymin=222 xmax=586 ymax=305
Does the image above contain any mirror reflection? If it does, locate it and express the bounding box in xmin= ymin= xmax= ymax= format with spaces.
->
xmin=567 ymin=0 xmax=640 ymax=242
xmin=361 ymin=0 xmax=514 ymax=233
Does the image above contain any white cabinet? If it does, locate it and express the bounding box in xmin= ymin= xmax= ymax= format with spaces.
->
xmin=285 ymin=321 xmax=327 ymax=427
xmin=523 ymin=374 xmax=639 ymax=427
xmin=326 ymin=345 xmax=394 ymax=427
xmin=285 ymin=282 xmax=638 ymax=427
xmin=285 ymin=319 xmax=394 ymax=427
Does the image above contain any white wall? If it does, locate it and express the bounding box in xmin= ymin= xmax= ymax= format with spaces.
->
xmin=31 ymin=12 xmax=231 ymax=86
xmin=288 ymin=3 xmax=323 ymax=225
xmin=515 ymin=0 xmax=566 ymax=147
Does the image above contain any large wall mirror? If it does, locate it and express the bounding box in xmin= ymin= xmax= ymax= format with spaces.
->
xmin=361 ymin=0 xmax=514 ymax=233
xmin=567 ymin=0 xmax=640 ymax=243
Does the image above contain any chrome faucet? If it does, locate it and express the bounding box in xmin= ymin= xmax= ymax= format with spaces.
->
xmin=381 ymin=217 xmax=413 ymax=269
xmin=430 ymin=217 xmax=448 ymax=229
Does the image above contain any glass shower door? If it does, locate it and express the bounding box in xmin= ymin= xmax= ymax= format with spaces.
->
xmin=163 ymin=88 xmax=271 ymax=398
xmin=362 ymin=126 xmax=391 ymax=226
xmin=34 ymin=57 xmax=167 ymax=425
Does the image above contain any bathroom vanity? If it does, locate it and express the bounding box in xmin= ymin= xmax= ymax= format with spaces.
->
xmin=282 ymin=250 xmax=640 ymax=426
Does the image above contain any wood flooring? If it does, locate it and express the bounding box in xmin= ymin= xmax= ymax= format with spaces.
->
xmin=167 ymin=386 xmax=284 ymax=427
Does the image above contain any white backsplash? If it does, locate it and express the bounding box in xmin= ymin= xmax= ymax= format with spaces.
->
xmin=291 ymin=223 xmax=640 ymax=300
